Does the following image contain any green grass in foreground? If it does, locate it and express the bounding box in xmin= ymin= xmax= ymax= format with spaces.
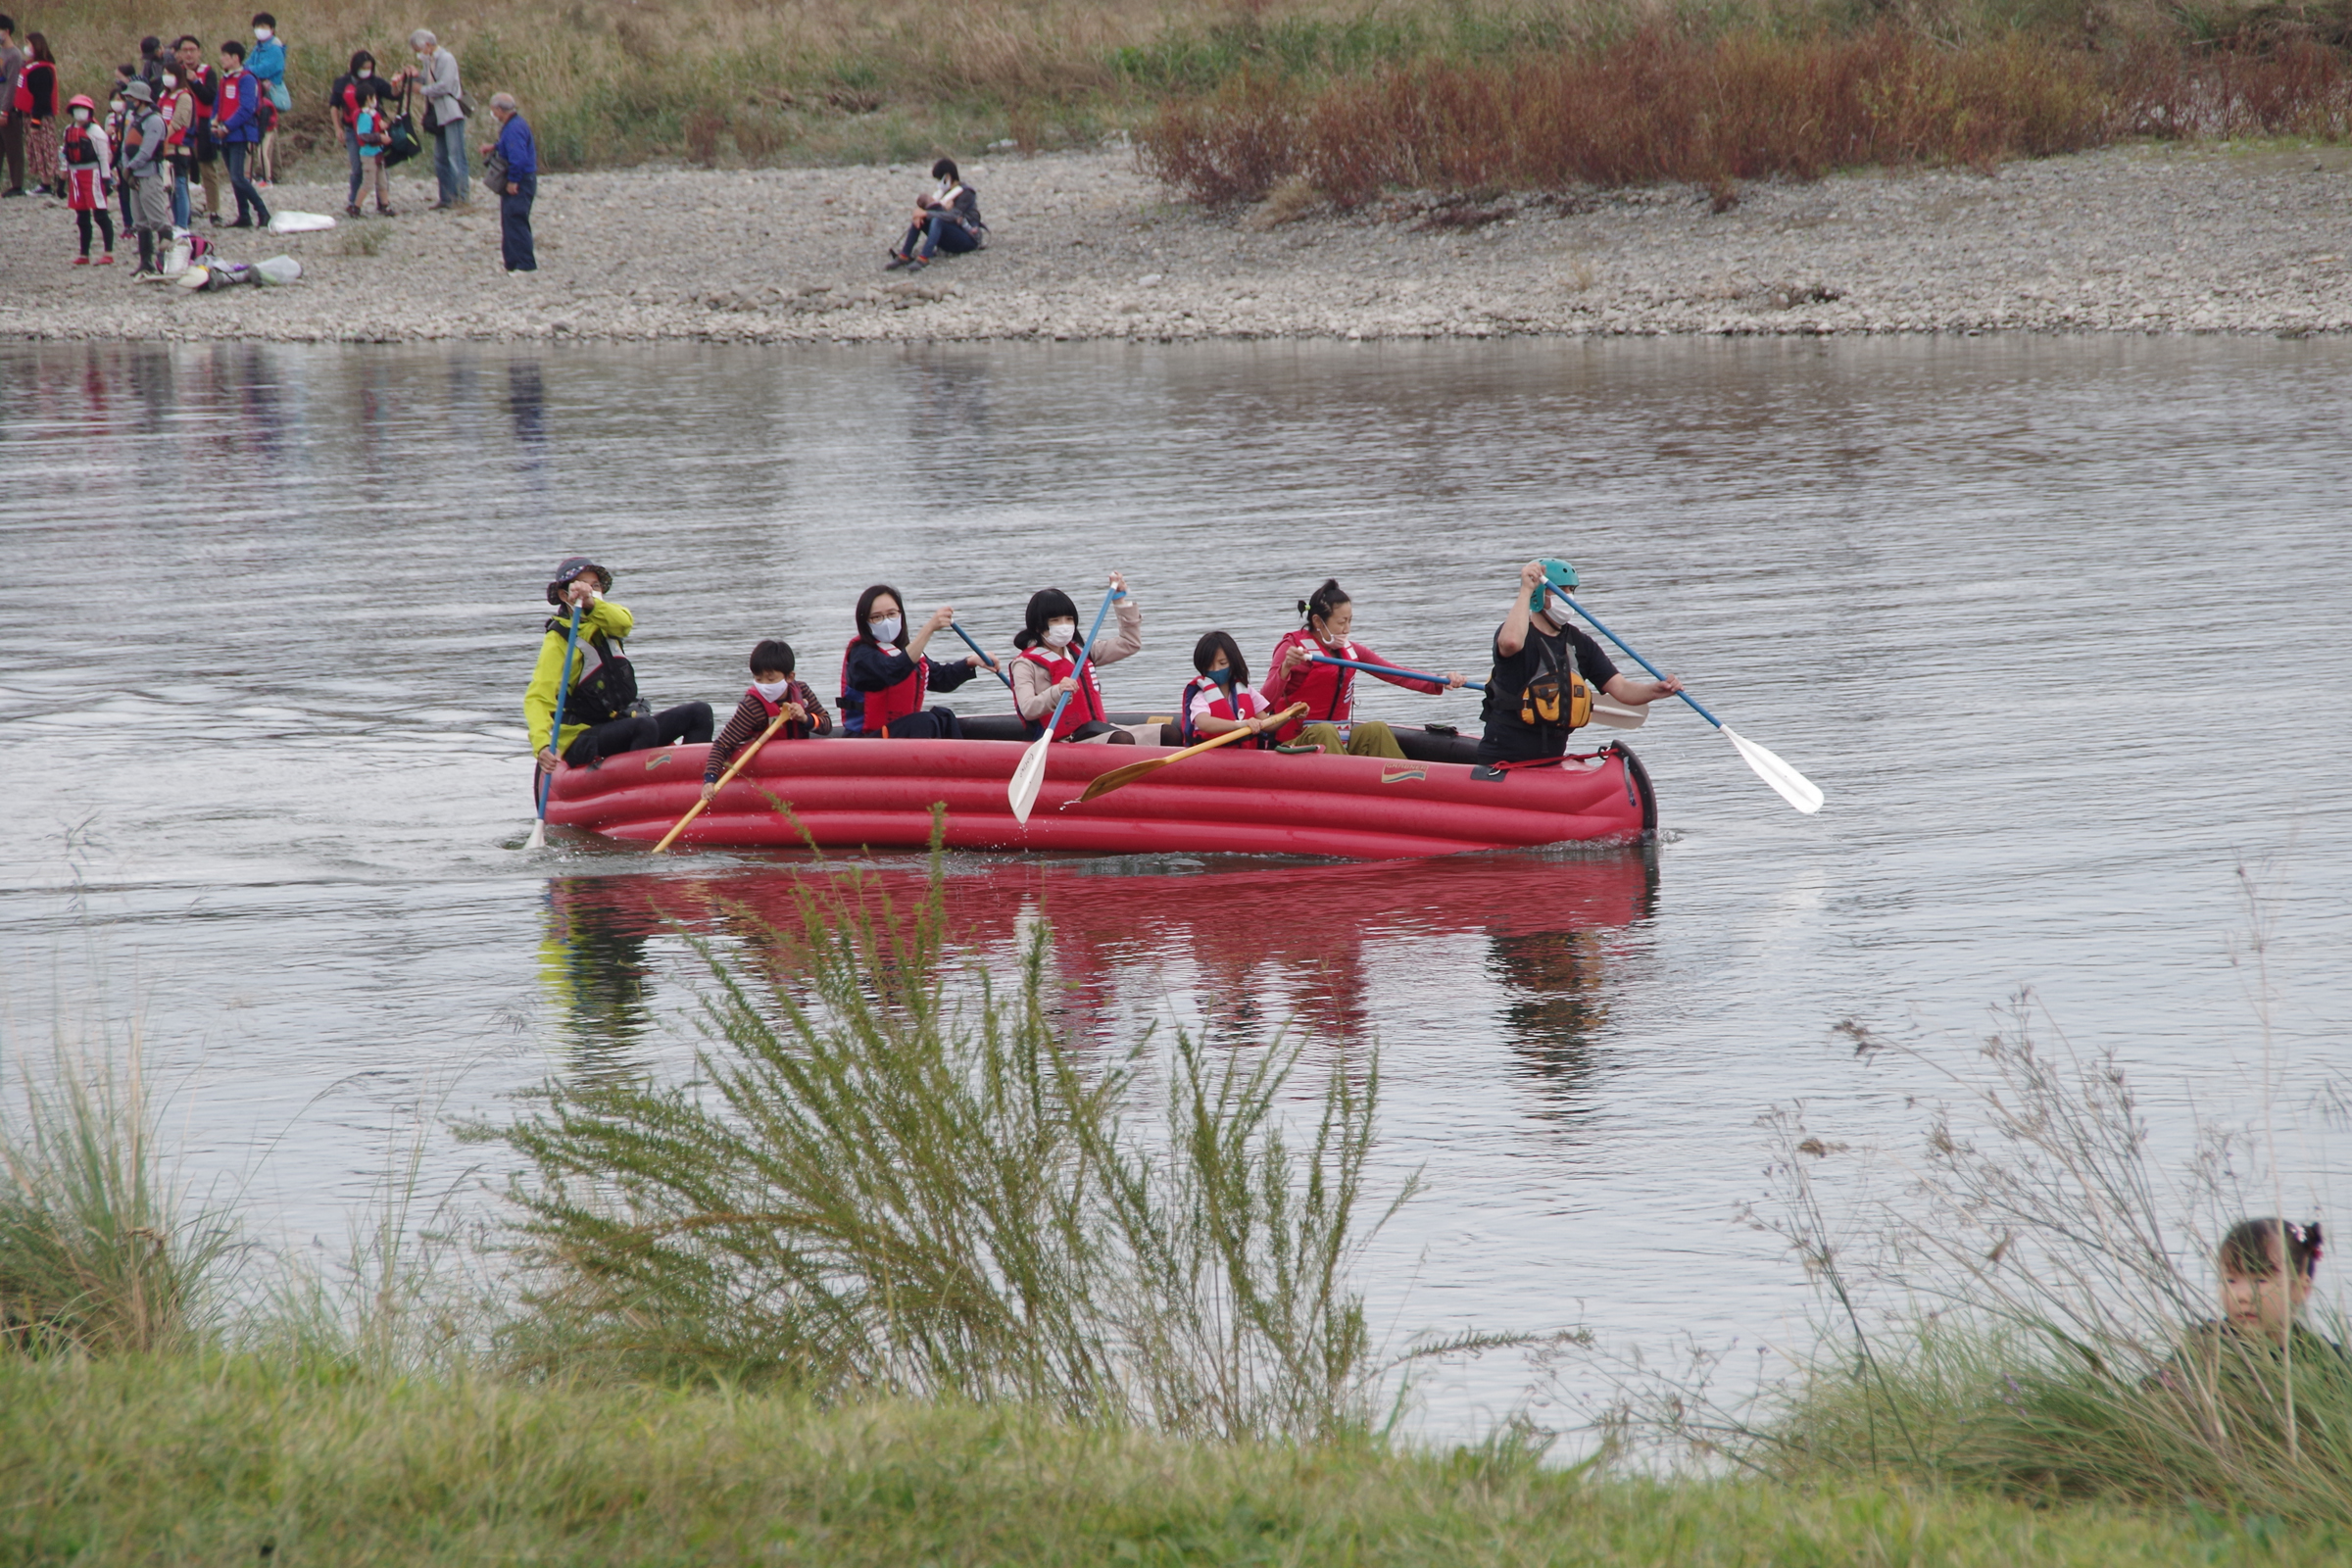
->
xmin=4 ymin=1353 xmax=2342 ymax=1566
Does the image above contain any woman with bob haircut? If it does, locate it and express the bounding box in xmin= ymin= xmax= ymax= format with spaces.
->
xmin=838 ymin=582 xmax=995 ymax=739
xmin=1009 ymin=572 xmax=1142 ymax=744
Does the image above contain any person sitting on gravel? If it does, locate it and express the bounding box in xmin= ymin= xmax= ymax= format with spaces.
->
xmin=885 ymin=158 xmax=986 ymax=271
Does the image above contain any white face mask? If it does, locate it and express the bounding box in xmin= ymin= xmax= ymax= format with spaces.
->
xmin=162 ymin=73 xmax=177 ymax=87
xmin=869 ymin=615 xmax=903 ymax=644
xmin=109 ymin=100 xmax=123 ymax=116
xmin=72 ymin=107 xmax=90 ymax=122
xmin=752 ymin=677 xmax=790 ymax=703
xmin=1043 ymin=620 xmax=1076 ymax=649
xmin=255 ymin=25 xmax=272 ymax=39
xmin=1547 ymin=590 xmax=1576 ymax=622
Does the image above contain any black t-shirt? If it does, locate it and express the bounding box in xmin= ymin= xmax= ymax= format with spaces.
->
xmin=1476 ymin=619 xmax=1618 ymax=762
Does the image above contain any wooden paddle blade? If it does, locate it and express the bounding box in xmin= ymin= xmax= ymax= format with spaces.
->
xmin=1721 ymin=724 xmax=1825 ymax=814
xmin=1075 ymin=755 xmax=1167 ymax=804
xmin=1007 ymin=732 xmax=1053 ymax=824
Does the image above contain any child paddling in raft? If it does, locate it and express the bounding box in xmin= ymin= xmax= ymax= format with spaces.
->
xmin=1263 ymin=578 xmax=1464 ymax=760
xmin=1011 ymin=573 xmax=1143 ymax=745
xmin=702 ymin=639 xmax=830 ymax=802
xmin=1179 ymin=631 xmax=1280 ymax=747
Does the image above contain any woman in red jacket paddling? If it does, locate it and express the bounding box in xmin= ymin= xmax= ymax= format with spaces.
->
xmin=1262 ymin=578 xmax=1464 ymax=760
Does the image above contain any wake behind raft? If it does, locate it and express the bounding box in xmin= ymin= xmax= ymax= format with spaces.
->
xmin=541 ymin=713 xmax=1656 ymax=858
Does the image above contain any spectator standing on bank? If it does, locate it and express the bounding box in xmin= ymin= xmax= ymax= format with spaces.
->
xmin=173 ymin=36 xmax=221 ymax=224
xmin=483 ymin=91 xmax=535 ymax=272
xmin=351 ymin=81 xmax=395 ymax=216
xmin=59 ymin=94 xmax=115 ymax=264
xmin=0 ymin=17 xmax=23 ymax=199
xmin=107 ymin=78 xmax=135 ymax=234
xmin=138 ymin=35 xmax=167 ymax=93
xmin=331 ymin=51 xmax=395 ymax=216
xmin=16 ymin=31 xmax=56 ymax=199
xmin=213 ymin=38 xmax=270 ymax=228
xmin=248 ymin=15 xmax=288 ymax=185
xmin=120 ymin=78 xmax=172 ymax=276
xmin=406 ymin=30 xmax=466 ymax=209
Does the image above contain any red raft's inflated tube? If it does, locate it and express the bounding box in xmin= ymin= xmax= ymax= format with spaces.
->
xmin=542 ymin=718 xmax=1655 ymax=858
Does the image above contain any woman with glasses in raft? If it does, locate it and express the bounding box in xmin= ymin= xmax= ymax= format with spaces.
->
xmin=839 ymin=583 xmax=999 ymax=739
xmin=1261 ymin=578 xmax=1464 ymax=760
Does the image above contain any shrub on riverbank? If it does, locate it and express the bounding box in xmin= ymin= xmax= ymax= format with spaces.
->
xmin=24 ymin=0 xmax=2352 ymax=181
xmin=1140 ymin=27 xmax=2352 ymax=205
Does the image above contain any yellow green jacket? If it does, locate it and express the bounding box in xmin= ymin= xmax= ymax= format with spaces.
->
xmin=525 ymin=600 xmax=634 ymax=755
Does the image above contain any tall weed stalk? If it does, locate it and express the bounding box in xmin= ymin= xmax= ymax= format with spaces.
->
xmin=492 ymin=858 xmax=1399 ymax=1440
xmin=0 ymin=1029 xmax=238 ymax=1355
xmin=1632 ymin=995 xmax=2352 ymax=1522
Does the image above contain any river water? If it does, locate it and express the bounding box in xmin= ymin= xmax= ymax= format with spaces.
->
xmin=2 ymin=337 xmax=2347 ymax=1439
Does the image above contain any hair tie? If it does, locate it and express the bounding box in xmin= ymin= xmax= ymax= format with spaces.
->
xmin=1296 ymin=599 xmax=1309 ymax=617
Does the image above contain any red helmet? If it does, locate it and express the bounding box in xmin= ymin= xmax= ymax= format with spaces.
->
xmin=67 ymin=94 xmax=97 ymax=114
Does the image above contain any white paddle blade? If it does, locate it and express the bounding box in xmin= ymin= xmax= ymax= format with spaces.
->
xmin=526 ymin=817 xmax=547 ymax=850
xmin=1007 ymin=734 xmax=1052 ymax=825
xmin=1721 ymin=724 xmax=1825 ymax=814
xmin=1590 ymin=696 xmax=1646 ymax=731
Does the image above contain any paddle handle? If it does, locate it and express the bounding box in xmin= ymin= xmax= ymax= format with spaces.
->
xmin=947 ymin=621 xmax=1012 ymax=689
xmin=1038 ymin=584 xmax=1122 ymax=740
xmin=1308 ymin=653 xmax=1483 ymax=692
xmin=652 ymin=709 xmax=788 ymax=854
xmin=535 ymin=603 xmax=586 ymax=823
xmin=1556 ymin=599 xmax=1723 ymax=730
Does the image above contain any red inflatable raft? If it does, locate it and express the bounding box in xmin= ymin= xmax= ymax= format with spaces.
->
xmin=543 ymin=713 xmax=1655 ymax=858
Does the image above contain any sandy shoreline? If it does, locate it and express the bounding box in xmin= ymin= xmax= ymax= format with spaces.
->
xmin=4 ymin=142 xmax=2351 ymax=343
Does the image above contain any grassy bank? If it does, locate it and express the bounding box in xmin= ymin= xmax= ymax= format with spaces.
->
xmin=21 ymin=0 xmax=2352 ymax=195
xmin=9 ymin=1353 xmax=2345 ymax=1565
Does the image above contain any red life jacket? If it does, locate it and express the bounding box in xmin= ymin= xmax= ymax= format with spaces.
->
xmin=1019 ymin=643 xmax=1105 ymax=740
xmin=746 ymin=681 xmax=821 ymax=739
xmin=213 ymin=70 xmax=244 ymax=128
xmin=159 ymin=89 xmax=186 ymax=147
xmin=1178 ymin=674 xmax=1268 ymax=746
xmin=1264 ymin=627 xmax=1355 ymax=742
xmin=841 ymin=637 xmax=927 ymax=736
xmin=63 ymin=123 xmax=100 ymax=167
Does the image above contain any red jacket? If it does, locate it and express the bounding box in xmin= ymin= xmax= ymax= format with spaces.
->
xmin=1260 ymin=627 xmax=1441 ymax=743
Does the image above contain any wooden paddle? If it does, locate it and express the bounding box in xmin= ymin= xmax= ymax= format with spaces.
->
xmin=1007 ymin=583 xmax=1121 ymax=825
xmin=651 ymin=708 xmax=792 ymax=854
xmin=1068 ymin=702 xmax=1308 ymax=807
xmin=525 ymin=601 xmax=585 ymax=851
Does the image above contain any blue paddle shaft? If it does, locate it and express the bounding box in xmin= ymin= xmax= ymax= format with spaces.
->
xmin=1040 ymin=585 xmax=1121 ymax=738
xmin=1307 ymin=653 xmax=1484 ymax=692
xmin=537 ymin=602 xmax=586 ymax=819
xmin=1556 ymin=598 xmax=1723 ymax=730
xmin=948 ymin=621 xmax=1012 ymax=689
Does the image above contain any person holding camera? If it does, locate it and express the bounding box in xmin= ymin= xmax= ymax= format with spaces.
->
xmin=885 ymin=158 xmax=986 ymax=270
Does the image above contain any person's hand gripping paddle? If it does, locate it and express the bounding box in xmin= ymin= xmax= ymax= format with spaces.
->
xmin=1007 ymin=581 xmax=1119 ymax=825
xmin=650 ymin=707 xmax=793 ymax=855
xmin=525 ymin=600 xmax=586 ymax=851
xmin=1559 ymin=597 xmax=1824 ymax=814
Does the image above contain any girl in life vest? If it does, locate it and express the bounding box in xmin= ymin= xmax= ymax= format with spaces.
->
xmin=838 ymin=583 xmax=997 ymax=740
xmin=1179 ymin=631 xmax=1281 ymax=748
xmin=1009 ymin=575 xmax=1144 ymax=744
xmin=1262 ymin=578 xmax=1465 ymax=760
xmin=59 ymin=97 xmax=117 ymax=266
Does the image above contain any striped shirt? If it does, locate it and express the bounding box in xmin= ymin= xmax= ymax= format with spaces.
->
xmin=706 ymin=681 xmax=830 ymax=781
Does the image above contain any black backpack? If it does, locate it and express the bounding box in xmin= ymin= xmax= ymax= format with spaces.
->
xmin=552 ymin=623 xmax=643 ymax=725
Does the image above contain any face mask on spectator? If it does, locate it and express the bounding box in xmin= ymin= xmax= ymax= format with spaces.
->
xmin=255 ymin=25 xmax=272 ymax=39
xmin=162 ymin=73 xmax=177 ymax=87
xmin=72 ymin=106 xmax=90 ymax=122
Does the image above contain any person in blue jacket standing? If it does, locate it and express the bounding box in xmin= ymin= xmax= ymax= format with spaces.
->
xmin=485 ymin=92 xmax=536 ymax=273
xmin=211 ymin=37 xmax=269 ymax=227
xmin=246 ymin=13 xmax=286 ymax=185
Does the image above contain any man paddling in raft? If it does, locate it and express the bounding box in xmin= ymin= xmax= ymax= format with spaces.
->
xmin=1479 ymin=560 xmax=1683 ymax=766
xmin=527 ymin=557 xmax=714 ymax=776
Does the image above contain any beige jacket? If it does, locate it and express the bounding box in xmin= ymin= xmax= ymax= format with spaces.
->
xmin=1008 ymin=597 xmax=1142 ymax=721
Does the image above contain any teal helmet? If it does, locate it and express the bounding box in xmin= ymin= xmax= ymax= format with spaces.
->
xmin=1529 ymin=558 xmax=1578 ymax=614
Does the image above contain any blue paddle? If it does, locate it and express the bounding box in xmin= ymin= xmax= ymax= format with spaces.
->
xmin=1307 ymin=653 xmax=1645 ymax=730
xmin=948 ymin=620 xmax=1012 ymax=689
xmin=526 ymin=601 xmax=585 ymax=849
xmin=1007 ymin=583 xmax=1120 ymax=824
xmin=1555 ymin=597 xmax=1823 ymax=813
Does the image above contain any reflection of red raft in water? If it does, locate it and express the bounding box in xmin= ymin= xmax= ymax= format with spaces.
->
xmin=543 ymin=714 xmax=1657 ymax=858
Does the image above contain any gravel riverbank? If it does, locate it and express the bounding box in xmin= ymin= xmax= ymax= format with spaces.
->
xmin=5 ymin=142 xmax=2351 ymax=343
